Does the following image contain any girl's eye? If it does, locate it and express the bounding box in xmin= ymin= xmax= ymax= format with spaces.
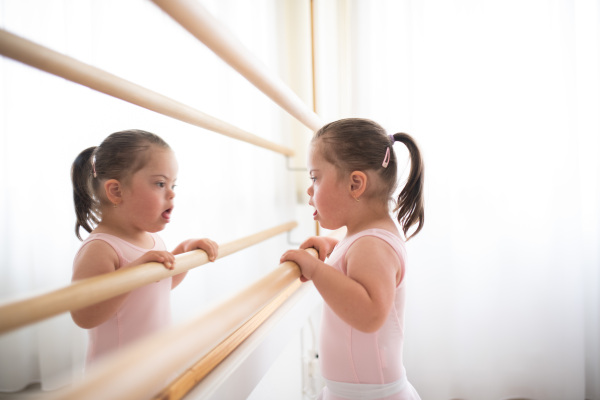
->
xmin=310 ymin=176 xmax=316 ymax=182
xmin=171 ymin=184 xmax=177 ymax=190
xmin=156 ymin=182 xmax=166 ymax=188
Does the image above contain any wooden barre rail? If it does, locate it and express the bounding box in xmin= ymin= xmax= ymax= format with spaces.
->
xmin=0 ymin=221 xmax=297 ymax=335
xmin=152 ymin=0 xmax=324 ymax=133
xmin=153 ymin=273 xmax=304 ymax=400
xmin=0 ymin=29 xmax=294 ymax=156
xmin=47 ymin=248 xmax=318 ymax=400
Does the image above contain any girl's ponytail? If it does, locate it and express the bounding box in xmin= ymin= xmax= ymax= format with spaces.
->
xmin=391 ymin=133 xmax=424 ymax=240
xmin=71 ymin=146 xmax=99 ymax=240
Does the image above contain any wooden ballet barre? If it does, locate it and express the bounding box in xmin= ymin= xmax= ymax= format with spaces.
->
xmin=152 ymin=269 xmax=305 ymax=400
xmin=151 ymin=0 xmax=324 ymax=132
xmin=0 ymin=29 xmax=294 ymax=156
xmin=47 ymin=248 xmax=319 ymax=400
xmin=0 ymin=221 xmax=297 ymax=335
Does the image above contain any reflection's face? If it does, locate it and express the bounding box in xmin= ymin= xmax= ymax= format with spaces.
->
xmin=121 ymin=147 xmax=178 ymax=233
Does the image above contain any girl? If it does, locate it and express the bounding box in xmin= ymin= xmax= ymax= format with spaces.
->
xmin=281 ymin=118 xmax=424 ymax=400
xmin=70 ymin=129 xmax=218 ymax=366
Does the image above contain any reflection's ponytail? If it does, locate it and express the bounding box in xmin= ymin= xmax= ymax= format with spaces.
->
xmin=71 ymin=146 xmax=99 ymax=240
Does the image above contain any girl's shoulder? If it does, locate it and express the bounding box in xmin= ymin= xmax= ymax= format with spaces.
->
xmin=73 ymin=235 xmax=121 ymax=276
xmin=75 ymin=233 xmax=126 ymax=261
xmin=344 ymin=228 xmax=405 ymax=251
xmin=344 ymin=229 xmax=407 ymax=287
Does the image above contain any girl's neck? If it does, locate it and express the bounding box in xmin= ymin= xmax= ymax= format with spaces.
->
xmin=344 ymin=203 xmax=399 ymax=237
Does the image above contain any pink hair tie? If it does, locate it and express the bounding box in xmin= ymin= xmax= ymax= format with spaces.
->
xmin=92 ymin=158 xmax=97 ymax=178
xmin=382 ymin=134 xmax=396 ymax=168
xmin=382 ymin=147 xmax=391 ymax=168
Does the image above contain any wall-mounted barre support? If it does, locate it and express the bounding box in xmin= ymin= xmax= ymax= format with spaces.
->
xmin=151 ymin=0 xmax=324 ymax=133
xmin=0 ymin=221 xmax=298 ymax=335
xmin=46 ymin=248 xmax=317 ymax=400
xmin=0 ymin=29 xmax=294 ymax=156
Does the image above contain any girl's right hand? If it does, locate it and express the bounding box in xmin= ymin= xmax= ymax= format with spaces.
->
xmin=127 ymin=250 xmax=177 ymax=270
xmin=299 ymin=236 xmax=339 ymax=261
xmin=280 ymin=248 xmax=322 ymax=281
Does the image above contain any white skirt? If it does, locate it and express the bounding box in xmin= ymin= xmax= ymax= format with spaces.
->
xmin=318 ymin=376 xmax=421 ymax=400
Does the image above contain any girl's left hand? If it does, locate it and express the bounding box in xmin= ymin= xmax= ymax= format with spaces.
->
xmin=174 ymin=238 xmax=219 ymax=261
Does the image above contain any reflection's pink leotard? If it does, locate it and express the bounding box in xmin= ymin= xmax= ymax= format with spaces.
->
xmin=73 ymin=233 xmax=172 ymax=367
xmin=318 ymin=229 xmax=421 ymax=400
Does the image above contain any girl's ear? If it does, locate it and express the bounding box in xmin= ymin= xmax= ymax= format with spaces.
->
xmin=104 ymin=179 xmax=122 ymax=206
xmin=349 ymin=171 xmax=367 ymax=200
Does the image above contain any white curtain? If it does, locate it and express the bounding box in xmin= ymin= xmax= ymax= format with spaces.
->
xmin=314 ymin=0 xmax=599 ymax=399
xmin=0 ymin=0 xmax=306 ymax=392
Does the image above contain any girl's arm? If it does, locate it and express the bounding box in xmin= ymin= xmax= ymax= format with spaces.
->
xmin=281 ymin=236 xmax=400 ymax=333
xmin=70 ymin=242 xmax=176 ymax=329
xmin=170 ymin=238 xmax=219 ymax=289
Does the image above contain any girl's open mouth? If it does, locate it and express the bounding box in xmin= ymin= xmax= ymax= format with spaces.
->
xmin=162 ymin=208 xmax=172 ymax=221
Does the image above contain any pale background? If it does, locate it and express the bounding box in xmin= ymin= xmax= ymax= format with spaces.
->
xmin=1 ymin=1 xmax=598 ymax=399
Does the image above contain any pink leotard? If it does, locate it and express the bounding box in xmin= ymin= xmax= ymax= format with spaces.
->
xmin=318 ymin=229 xmax=421 ymax=400
xmin=73 ymin=233 xmax=172 ymax=367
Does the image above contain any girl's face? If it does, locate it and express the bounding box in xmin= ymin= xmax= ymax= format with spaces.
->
xmin=121 ymin=146 xmax=178 ymax=234
xmin=307 ymin=142 xmax=352 ymax=230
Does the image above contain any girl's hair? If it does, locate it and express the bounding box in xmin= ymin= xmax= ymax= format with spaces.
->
xmin=71 ymin=129 xmax=170 ymax=240
xmin=313 ymin=118 xmax=424 ymax=239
